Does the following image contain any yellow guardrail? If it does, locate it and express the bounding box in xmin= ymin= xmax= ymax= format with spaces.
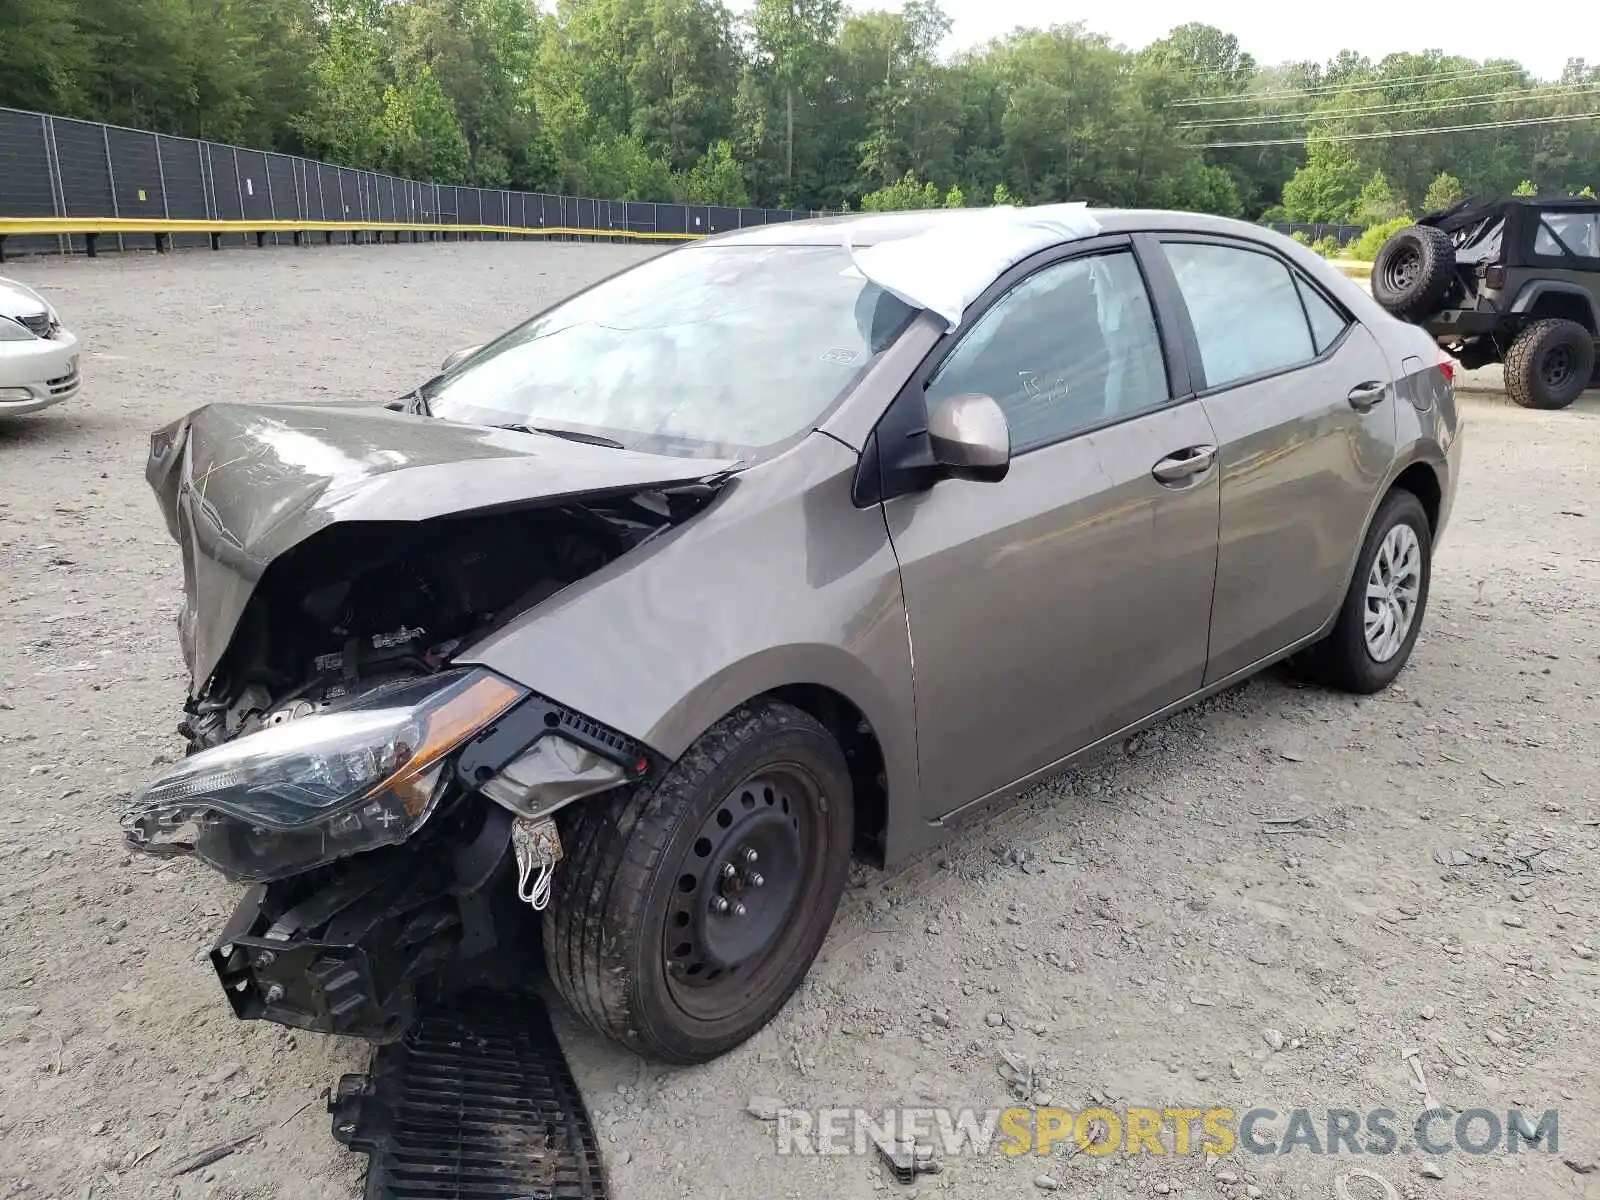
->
xmin=0 ymin=217 xmax=1384 ymax=280
xmin=0 ymin=216 xmax=702 ymax=243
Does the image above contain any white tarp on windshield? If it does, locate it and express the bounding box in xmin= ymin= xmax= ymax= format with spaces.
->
xmin=843 ymin=203 xmax=1102 ymax=330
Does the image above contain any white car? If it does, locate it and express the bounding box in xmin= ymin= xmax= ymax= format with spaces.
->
xmin=0 ymin=276 xmax=80 ymax=416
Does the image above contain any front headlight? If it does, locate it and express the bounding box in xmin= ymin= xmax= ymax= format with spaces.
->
xmin=122 ymin=670 xmax=524 ymax=881
xmin=0 ymin=316 xmax=36 ymax=342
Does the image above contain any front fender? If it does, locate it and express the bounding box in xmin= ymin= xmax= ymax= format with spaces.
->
xmin=457 ymin=433 xmax=921 ymax=856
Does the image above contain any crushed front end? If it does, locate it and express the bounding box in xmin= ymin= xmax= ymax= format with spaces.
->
xmin=125 ymin=401 xmax=719 ymax=1042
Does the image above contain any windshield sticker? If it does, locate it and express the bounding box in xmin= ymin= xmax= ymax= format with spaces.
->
xmin=820 ymin=348 xmax=861 ymax=365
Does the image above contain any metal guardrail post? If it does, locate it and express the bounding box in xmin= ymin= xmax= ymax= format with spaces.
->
xmin=153 ymin=133 xmax=171 ymax=252
xmin=263 ymin=155 xmax=278 ymax=245
xmin=42 ymin=114 xmax=67 ymax=256
xmin=102 ymin=124 xmax=124 ymax=252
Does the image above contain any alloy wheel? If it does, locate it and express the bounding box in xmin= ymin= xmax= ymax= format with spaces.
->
xmin=1364 ymin=523 xmax=1422 ymax=662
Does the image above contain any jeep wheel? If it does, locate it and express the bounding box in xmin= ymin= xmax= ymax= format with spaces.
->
xmin=1504 ymin=318 xmax=1595 ymax=410
xmin=544 ymin=700 xmax=853 ymax=1064
xmin=1371 ymin=226 xmax=1456 ymax=320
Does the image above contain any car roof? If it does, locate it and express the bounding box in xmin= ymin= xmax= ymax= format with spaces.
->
xmin=701 ymin=207 xmax=1281 ymax=248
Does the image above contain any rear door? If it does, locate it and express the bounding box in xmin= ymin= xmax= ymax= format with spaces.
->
xmin=1148 ymin=236 xmax=1398 ymax=682
xmin=878 ymin=240 xmax=1221 ymax=822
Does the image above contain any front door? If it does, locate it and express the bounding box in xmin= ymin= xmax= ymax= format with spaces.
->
xmin=1152 ymin=238 xmax=1398 ymax=682
xmin=880 ymin=245 xmax=1222 ymax=823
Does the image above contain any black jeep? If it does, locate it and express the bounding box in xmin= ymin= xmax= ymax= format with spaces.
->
xmin=1372 ymin=197 xmax=1599 ymax=409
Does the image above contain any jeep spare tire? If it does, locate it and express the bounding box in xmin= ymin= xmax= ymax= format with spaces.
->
xmin=1504 ymin=318 xmax=1596 ymax=410
xmin=1372 ymin=225 xmax=1456 ymax=320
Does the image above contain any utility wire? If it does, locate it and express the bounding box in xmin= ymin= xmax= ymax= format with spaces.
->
xmin=1200 ymin=110 xmax=1600 ymax=148
xmin=1173 ymin=64 xmax=1526 ymax=107
xmin=1180 ymin=84 xmax=1600 ymax=130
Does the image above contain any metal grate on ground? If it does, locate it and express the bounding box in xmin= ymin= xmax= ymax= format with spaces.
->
xmin=330 ymin=990 xmax=608 ymax=1200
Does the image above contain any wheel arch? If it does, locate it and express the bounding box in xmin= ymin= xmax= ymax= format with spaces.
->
xmin=1511 ymin=281 xmax=1600 ymax=333
xmin=639 ymin=645 xmax=916 ymax=870
xmin=1323 ymin=454 xmax=1447 ymax=637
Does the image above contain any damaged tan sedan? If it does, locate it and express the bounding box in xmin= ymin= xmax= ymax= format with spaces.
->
xmin=124 ymin=206 xmax=1461 ymax=1063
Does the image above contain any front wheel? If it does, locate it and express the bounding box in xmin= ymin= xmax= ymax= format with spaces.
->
xmin=1294 ymin=489 xmax=1432 ymax=694
xmin=544 ymin=700 xmax=853 ymax=1063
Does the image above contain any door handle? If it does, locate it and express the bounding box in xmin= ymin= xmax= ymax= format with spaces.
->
xmin=1151 ymin=445 xmax=1217 ymax=484
xmin=1347 ymin=381 xmax=1387 ymax=411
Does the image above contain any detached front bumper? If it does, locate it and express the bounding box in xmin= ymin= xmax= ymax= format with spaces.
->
xmin=209 ymin=805 xmax=515 ymax=1042
xmin=0 ymin=329 xmax=80 ymax=414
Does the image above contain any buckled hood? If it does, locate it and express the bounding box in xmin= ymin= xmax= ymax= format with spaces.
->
xmin=146 ymin=402 xmax=735 ymax=692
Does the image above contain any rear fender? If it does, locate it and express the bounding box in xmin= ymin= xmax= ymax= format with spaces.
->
xmin=1510 ymin=281 xmax=1600 ymax=332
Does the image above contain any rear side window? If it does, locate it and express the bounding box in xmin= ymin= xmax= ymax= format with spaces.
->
xmin=1161 ymin=242 xmax=1316 ymax=388
xmin=1296 ymin=276 xmax=1349 ymax=354
xmin=1535 ymin=213 xmax=1600 ymax=258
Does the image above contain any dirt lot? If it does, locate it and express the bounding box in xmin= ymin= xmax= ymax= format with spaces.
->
xmin=1 ymin=242 xmax=1597 ymax=1200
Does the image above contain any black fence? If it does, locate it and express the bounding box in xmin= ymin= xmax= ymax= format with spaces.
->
xmin=1267 ymin=221 xmax=1367 ymax=247
xmin=0 ymin=105 xmax=819 ymax=256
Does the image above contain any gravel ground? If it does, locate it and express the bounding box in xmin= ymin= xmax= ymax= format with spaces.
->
xmin=1 ymin=242 xmax=1598 ymax=1200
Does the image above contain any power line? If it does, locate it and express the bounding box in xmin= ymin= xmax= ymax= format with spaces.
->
xmin=1179 ymin=84 xmax=1600 ymax=130
xmin=1201 ymin=110 xmax=1600 ymax=148
xmin=1173 ymin=64 xmax=1526 ymax=107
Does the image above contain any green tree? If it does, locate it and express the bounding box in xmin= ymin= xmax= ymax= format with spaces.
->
xmin=860 ymin=170 xmax=938 ymax=210
xmin=685 ymin=139 xmax=748 ymax=204
xmin=1422 ymin=172 xmax=1464 ymax=213
xmin=379 ymin=65 xmax=470 ymax=181
xmin=943 ymin=183 xmax=964 ymax=208
xmin=1355 ymin=170 xmax=1404 ymax=225
xmin=1280 ymin=139 xmax=1365 ymax=223
xmin=294 ymin=2 xmax=388 ymax=168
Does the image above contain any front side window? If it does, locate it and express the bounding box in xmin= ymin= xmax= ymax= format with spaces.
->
xmin=423 ymin=245 xmax=917 ymax=459
xmin=924 ymin=250 xmax=1169 ymax=453
xmin=1162 ymin=242 xmax=1317 ymax=388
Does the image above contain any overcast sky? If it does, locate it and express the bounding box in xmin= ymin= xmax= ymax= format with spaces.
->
xmin=737 ymin=0 xmax=1596 ymax=81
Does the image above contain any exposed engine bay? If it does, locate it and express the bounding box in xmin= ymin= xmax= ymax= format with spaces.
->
xmin=129 ymin=490 xmax=705 ymax=1042
xmin=180 ymin=492 xmax=698 ymax=752
xmin=129 ymin=399 xmax=737 ymax=1047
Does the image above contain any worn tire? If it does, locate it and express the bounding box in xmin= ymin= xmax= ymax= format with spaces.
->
xmin=1371 ymin=225 xmax=1456 ymax=320
xmin=1295 ymin=489 xmax=1432 ymax=694
xmin=543 ymin=700 xmax=853 ymax=1064
xmin=1504 ymin=318 xmax=1595 ymax=410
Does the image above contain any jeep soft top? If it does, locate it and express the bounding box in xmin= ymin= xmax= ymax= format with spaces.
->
xmin=1372 ymin=196 xmax=1599 ymax=409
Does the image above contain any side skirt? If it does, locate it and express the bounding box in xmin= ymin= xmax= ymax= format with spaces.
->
xmin=929 ymin=624 xmax=1335 ymax=831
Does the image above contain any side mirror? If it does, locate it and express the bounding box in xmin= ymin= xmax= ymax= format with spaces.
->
xmin=440 ymin=344 xmax=482 ymax=372
xmin=927 ymin=393 xmax=1011 ymax=482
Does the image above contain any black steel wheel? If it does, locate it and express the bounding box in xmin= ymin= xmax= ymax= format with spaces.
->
xmin=544 ymin=700 xmax=853 ymax=1063
xmin=1370 ymin=225 xmax=1456 ymax=320
xmin=1505 ymin=318 xmax=1595 ymax=410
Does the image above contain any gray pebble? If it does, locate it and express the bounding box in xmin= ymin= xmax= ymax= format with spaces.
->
xmin=1262 ymin=1027 xmax=1285 ymax=1051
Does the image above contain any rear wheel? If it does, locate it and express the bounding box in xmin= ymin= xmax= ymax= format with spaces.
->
xmin=1295 ymin=489 xmax=1432 ymax=694
xmin=544 ymin=700 xmax=853 ymax=1063
xmin=1504 ymin=318 xmax=1595 ymax=410
xmin=1371 ymin=226 xmax=1456 ymax=320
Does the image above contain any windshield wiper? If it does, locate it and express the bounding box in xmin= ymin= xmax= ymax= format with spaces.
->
xmin=495 ymin=423 xmax=625 ymax=450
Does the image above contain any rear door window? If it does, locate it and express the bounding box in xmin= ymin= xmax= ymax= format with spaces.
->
xmin=1161 ymin=241 xmax=1317 ymax=389
xmin=1296 ymin=276 xmax=1350 ymax=355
